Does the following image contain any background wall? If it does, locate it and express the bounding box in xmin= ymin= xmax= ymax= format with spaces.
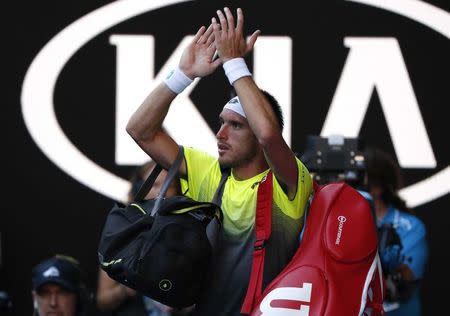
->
xmin=4 ymin=0 xmax=449 ymax=314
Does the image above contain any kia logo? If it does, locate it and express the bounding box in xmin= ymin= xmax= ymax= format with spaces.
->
xmin=21 ymin=0 xmax=450 ymax=206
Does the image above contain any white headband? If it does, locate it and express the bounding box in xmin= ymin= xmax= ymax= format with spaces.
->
xmin=223 ymin=96 xmax=246 ymax=118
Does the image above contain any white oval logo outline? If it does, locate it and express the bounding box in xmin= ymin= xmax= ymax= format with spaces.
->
xmin=21 ymin=0 xmax=449 ymax=206
xmin=350 ymin=0 xmax=450 ymax=208
xmin=21 ymin=0 xmax=190 ymax=202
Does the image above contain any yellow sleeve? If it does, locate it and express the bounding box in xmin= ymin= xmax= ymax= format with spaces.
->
xmin=272 ymin=157 xmax=313 ymax=219
xmin=180 ymin=147 xmax=218 ymax=200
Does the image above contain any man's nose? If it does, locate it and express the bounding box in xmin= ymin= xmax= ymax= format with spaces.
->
xmin=216 ymin=124 xmax=228 ymax=140
xmin=49 ymin=293 xmax=58 ymax=306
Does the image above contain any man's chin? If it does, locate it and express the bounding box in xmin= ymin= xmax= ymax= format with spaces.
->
xmin=218 ymin=157 xmax=233 ymax=169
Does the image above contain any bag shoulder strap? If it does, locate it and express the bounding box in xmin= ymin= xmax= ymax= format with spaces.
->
xmin=240 ymin=170 xmax=273 ymax=314
xmin=205 ymin=168 xmax=230 ymax=250
xmin=212 ymin=168 xmax=230 ymax=207
xmin=133 ymin=146 xmax=185 ymax=215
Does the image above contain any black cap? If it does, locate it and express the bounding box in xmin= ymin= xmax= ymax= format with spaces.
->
xmin=32 ymin=255 xmax=81 ymax=292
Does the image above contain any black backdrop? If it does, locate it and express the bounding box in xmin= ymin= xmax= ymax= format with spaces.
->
xmin=5 ymin=0 xmax=449 ymax=315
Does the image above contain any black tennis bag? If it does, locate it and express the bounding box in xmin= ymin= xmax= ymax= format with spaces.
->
xmin=97 ymin=146 xmax=227 ymax=308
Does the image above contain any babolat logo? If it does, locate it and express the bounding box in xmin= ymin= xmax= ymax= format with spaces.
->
xmin=335 ymin=215 xmax=347 ymax=245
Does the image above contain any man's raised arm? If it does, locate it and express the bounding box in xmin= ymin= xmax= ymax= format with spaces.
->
xmin=126 ymin=24 xmax=221 ymax=175
xmin=212 ymin=7 xmax=299 ymax=197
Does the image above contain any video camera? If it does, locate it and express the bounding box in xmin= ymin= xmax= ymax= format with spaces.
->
xmin=300 ymin=134 xmax=367 ymax=188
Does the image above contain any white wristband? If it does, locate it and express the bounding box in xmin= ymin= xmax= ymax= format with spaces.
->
xmin=223 ymin=58 xmax=252 ymax=85
xmin=164 ymin=67 xmax=193 ymax=94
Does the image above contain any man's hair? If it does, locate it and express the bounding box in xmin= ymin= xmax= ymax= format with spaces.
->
xmin=365 ymin=147 xmax=411 ymax=213
xmin=261 ymin=90 xmax=284 ymax=131
xmin=229 ymin=89 xmax=284 ymax=131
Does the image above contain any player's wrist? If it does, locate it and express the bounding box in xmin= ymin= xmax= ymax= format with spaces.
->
xmin=223 ymin=57 xmax=252 ymax=85
xmin=163 ymin=67 xmax=194 ymax=94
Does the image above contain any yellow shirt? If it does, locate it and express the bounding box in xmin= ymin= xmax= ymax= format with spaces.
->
xmin=180 ymin=146 xmax=313 ymax=316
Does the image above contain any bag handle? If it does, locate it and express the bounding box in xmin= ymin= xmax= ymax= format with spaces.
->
xmin=134 ymin=145 xmax=229 ymax=218
xmin=151 ymin=146 xmax=185 ymax=215
xmin=133 ymin=146 xmax=184 ymax=210
xmin=133 ymin=164 xmax=163 ymax=202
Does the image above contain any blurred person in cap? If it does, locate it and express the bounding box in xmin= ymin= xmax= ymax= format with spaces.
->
xmin=32 ymin=254 xmax=89 ymax=316
xmin=365 ymin=147 xmax=428 ymax=316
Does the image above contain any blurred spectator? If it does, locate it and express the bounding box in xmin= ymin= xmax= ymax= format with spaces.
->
xmin=96 ymin=161 xmax=193 ymax=316
xmin=366 ymin=147 xmax=429 ymax=316
xmin=31 ymin=254 xmax=91 ymax=316
xmin=0 ymin=290 xmax=13 ymax=315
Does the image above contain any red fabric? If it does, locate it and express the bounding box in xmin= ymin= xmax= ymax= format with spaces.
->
xmin=240 ymin=171 xmax=273 ymax=314
xmin=249 ymin=182 xmax=385 ymax=316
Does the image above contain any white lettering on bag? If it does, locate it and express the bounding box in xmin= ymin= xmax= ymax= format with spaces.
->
xmin=259 ymin=283 xmax=312 ymax=316
xmin=335 ymin=215 xmax=347 ymax=245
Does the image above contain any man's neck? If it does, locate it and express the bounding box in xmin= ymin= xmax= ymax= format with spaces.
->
xmin=231 ymin=157 xmax=269 ymax=181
